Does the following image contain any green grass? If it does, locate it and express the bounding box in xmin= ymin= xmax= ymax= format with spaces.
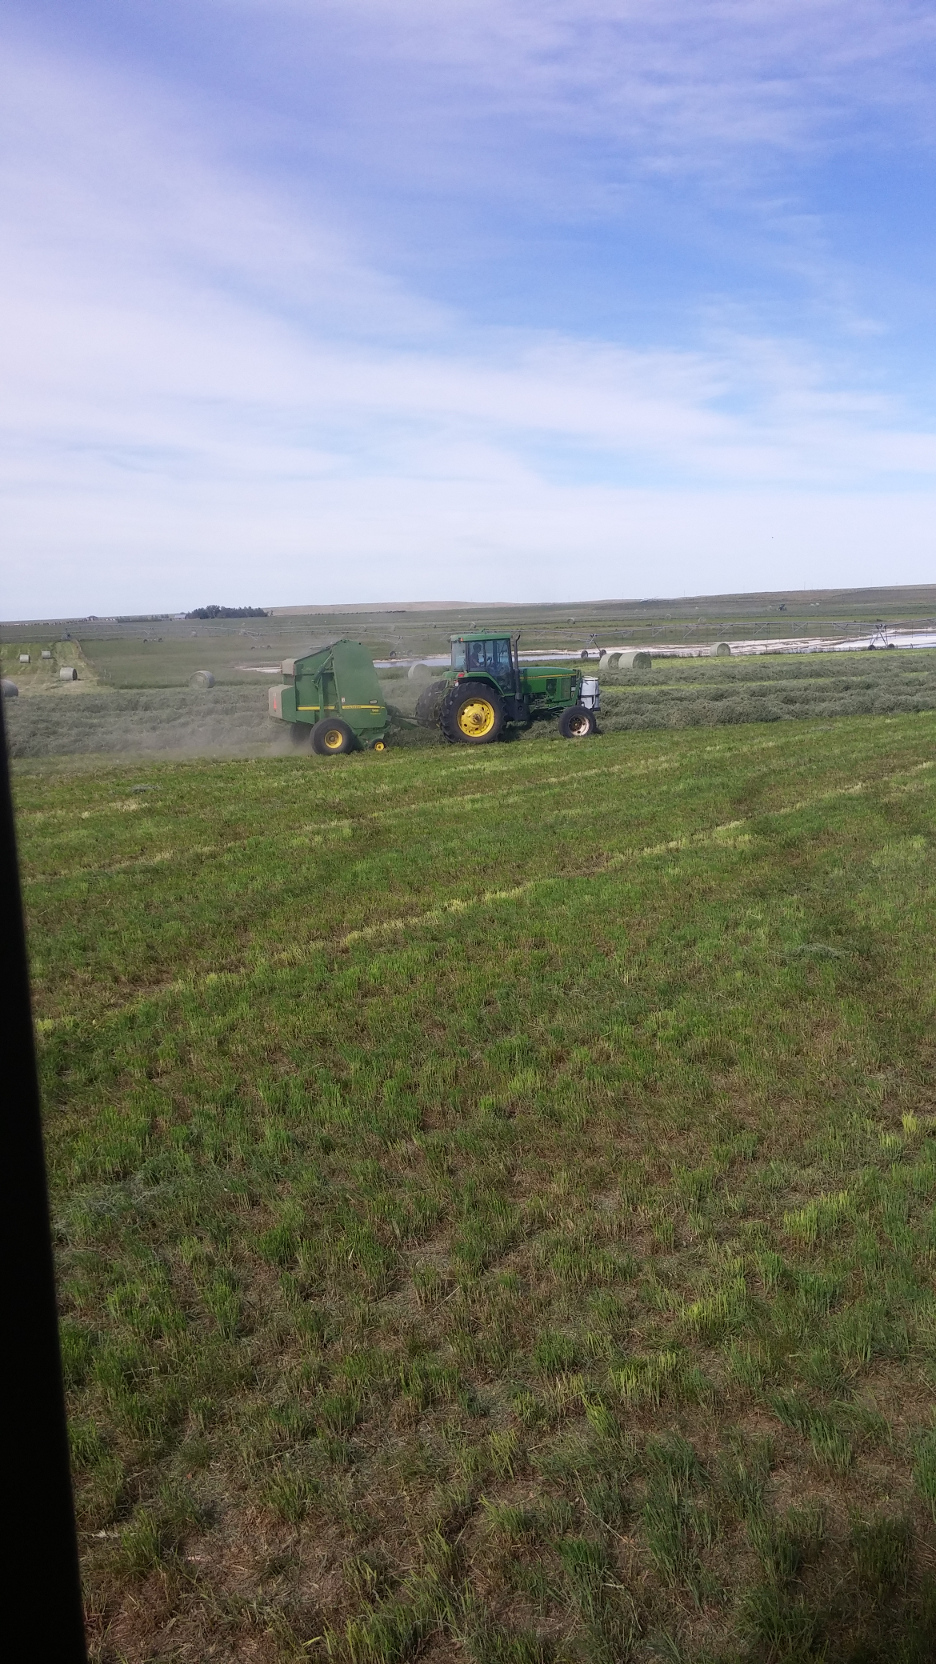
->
xmin=13 ymin=710 xmax=936 ymax=1661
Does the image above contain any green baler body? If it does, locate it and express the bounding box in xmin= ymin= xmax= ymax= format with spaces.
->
xmin=269 ymin=640 xmax=388 ymax=746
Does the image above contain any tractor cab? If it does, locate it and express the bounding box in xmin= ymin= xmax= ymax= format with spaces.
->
xmin=450 ymin=633 xmax=519 ymax=696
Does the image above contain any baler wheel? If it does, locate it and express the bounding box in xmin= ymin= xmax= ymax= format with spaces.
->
xmin=558 ymin=705 xmax=597 ymax=739
xmin=311 ymin=717 xmax=354 ymax=755
xmin=440 ymin=681 xmax=505 ymax=745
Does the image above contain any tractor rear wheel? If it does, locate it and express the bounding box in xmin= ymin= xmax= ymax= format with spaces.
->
xmin=311 ymin=717 xmax=355 ymax=755
xmin=440 ymin=680 xmax=505 ymax=744
xmin=558 ymin=705 xmax=596 ymax=739
xmin=415 ymin=679 xmax=447 ymax=728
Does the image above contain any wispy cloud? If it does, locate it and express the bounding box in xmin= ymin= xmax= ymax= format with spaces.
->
xmin=250 ymin=0 xmax=936 ymax=174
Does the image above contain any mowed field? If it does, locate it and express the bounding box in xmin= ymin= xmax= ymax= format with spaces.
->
xmin=14 ymin=712 xmax=936 ymax=1663
xmin=5 ymin=643 xmax=936 ymax=760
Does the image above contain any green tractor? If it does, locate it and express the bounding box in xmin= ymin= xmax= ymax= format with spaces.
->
xmin=416 ymin=633 xmax=600 ymax=745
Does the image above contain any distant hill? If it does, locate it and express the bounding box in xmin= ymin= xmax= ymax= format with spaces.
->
xmin=267 ymin=601 xmax=471 ymax=615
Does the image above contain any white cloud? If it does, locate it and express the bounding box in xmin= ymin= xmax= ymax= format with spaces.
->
xmin=3 ymin=13 xmax=936 ymax=616
xmin=244 ymin=0 xmax=936 ymax=170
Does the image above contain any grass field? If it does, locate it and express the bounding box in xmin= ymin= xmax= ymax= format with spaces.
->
xmin=596 ymin=651 xmax=936 ymax=734
xmin=14 ymin=711 xmax=936 ymax=1662
xmin=4 ymin=582 xmax=936 ymax=674
xmin=5 ymin=645 xmax=936 ymax=760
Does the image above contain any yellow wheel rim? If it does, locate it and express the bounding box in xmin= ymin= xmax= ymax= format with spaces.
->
xmin=457 ymin=698 xmax=496 ymax=737
xmin=323 ymin=727 xmax=345 ymax=750
xmin=373 ymin=741 xmax=385 ymax=751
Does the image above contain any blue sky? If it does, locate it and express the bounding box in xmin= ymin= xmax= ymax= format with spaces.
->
xmin=3 ymin=0 xmax=936 ymax=615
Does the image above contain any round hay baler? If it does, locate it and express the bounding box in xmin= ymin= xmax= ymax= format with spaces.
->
xmin=269 ymin=641 xmax=389 ymax=755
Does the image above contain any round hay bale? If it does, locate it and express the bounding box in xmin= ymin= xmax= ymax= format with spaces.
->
xmin=2 ymin=679 xmax=18 ymax=698
xmin=18 ymin=653 xmax=30 ymax=664
xmin=189 ymin=669 xmax=215 ymax=689
xmin=408 ymin=661 xmax=432 ymax=681
xmin=616 ymin=649 xmax=652 ymax=670
xmin=59 ymin=666 xmax=77 ymax=681
xmin=715 ymin=642 xmax=732 ymax=657
xmin=41 ymin=650 xmax=52 ymax=659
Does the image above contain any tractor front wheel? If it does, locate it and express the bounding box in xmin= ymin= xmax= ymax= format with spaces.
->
xmin=440 ymin=681 xmax=505 ymax=744
xmin=558 ymin=705 xmax=597 ymax=739
xmin=311 ymin=717 xmax=355 ymax=755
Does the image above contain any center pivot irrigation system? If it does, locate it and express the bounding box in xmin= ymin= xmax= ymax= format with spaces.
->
xmin=270 ymin=632 xmax=600 ymax=753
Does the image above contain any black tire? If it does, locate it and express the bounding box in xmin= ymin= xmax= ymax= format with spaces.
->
xmin=440 ymin=680 xmax=505 ymax=745
xmin=415 ymin=679 xmax=447 ymax=728
xmin=558 ymin=705 xmax=597 ymax=739
xmin=311 ymin=717 xmax=355 ymax=755
xmin=290 ymin=721 xmax=311 ymax=745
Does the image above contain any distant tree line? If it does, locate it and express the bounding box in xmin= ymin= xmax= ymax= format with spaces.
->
xmin=186 ymin=605 xmax=268 ymax=619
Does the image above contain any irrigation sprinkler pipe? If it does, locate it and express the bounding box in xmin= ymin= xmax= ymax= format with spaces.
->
xmin=372 ymin=630 xmax=936 ymax=670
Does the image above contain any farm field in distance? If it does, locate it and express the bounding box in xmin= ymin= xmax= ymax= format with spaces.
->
xmin=4 ymin=599 xmax=936 ymax=760
xmin=13 ymin=710 xmax=936 ymax=1662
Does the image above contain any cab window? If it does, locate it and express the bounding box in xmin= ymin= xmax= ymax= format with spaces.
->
xmin=457 ymin=639 xmax=513 ymax=678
